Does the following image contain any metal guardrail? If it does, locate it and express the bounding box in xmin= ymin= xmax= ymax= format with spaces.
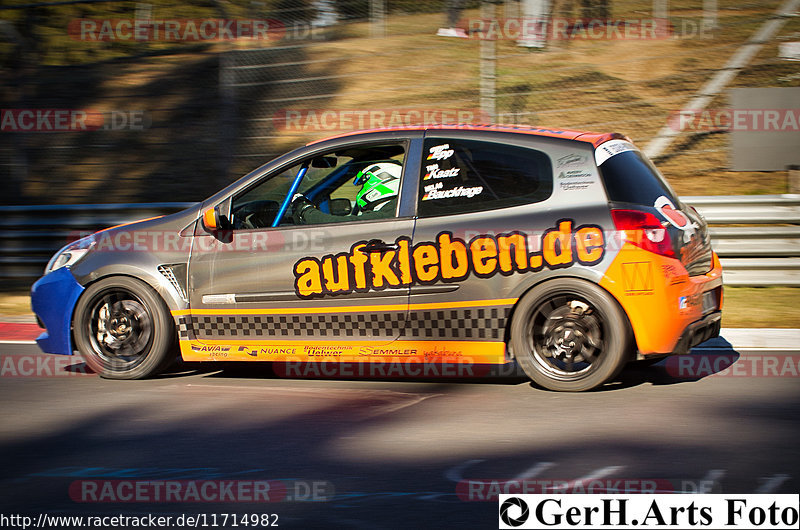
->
xmin=683 ymin=194 xmax=800 ymax=224
xmin=684 ymin=195 xmax=800 ymax=286
xmin=0 ymin=203 xmax=195 ymax=279
xmin=0 ymin=197 xmax=798 ymax=285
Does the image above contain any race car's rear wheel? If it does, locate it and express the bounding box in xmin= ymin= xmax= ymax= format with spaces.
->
xmin=511 ymin=278 xmax=630 ymax=392
xmin=73 ymin=276 xmax=175 ymax=379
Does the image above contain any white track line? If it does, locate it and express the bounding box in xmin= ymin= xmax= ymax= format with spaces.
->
xmin=445 ymin=459 xmax=485 ymax=483
xmin=514 ymin=462 xmax=556 ymax=481
xmin=644 ymin=0 xmax=800 ymax=159
xmin=543 ymin=466 xmax=624 ymax=492
xmin=755 ymin=474 xmax=791 ymax=493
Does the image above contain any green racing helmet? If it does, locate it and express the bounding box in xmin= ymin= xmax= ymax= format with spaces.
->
xmin=354 ymin=162 xmax=402 ymax=212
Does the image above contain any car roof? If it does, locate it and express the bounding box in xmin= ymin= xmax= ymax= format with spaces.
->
xmin=306 ymin=124 xmax=628 ymax=148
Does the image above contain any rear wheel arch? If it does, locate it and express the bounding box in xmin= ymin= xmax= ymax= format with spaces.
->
xmin=506 ymin=276 xmax=639 ymax=360
xmin=507 ymin=276 xmax=635 ymax=391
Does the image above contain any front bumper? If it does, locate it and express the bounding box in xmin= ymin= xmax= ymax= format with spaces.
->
xmin=30 ymin=267 xmax=85 ymax=355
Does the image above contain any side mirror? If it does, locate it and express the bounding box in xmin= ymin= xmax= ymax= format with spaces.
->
xmin=202 ymin=207 xmax=222 ymax=233
xmin=329 ymin=198 xmax=352 ymax=216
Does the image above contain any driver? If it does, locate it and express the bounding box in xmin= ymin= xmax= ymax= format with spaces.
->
xmin=292 ymin=162 xmax=402 ymax=225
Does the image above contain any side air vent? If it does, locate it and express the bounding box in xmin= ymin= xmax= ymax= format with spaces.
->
xmin=158 ymin=264 xmax=188 ymax=302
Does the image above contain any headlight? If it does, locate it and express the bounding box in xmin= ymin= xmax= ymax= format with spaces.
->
xmin=45 ymin=235 xmax=96 ymax=274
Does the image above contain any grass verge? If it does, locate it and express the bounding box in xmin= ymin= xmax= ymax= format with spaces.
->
xmin=721 ymin=287 xmax=800 ymax=328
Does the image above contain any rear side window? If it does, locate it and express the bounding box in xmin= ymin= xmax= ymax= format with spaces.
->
xmin=417 ymin=138 xmax=553 ymax=217
xmin=598 ymin=147 xmax=679 ymax=206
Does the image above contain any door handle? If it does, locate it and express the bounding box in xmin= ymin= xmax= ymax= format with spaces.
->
xmin=364 ymin=239 xmax=399 ymax=252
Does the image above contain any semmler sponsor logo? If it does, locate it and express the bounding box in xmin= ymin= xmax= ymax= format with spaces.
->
xmin=498 ymin=494 xmax=799 ymax=529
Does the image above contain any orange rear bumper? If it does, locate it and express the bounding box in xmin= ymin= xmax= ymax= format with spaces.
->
xmin=600 ymin=245 xmax=723 ymax=355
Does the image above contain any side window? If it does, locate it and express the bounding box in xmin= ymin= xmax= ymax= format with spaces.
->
xmin=230 ymin=143 xmax=406 ymax=229
xmin=417 ymin=138 xmax=553 ymax=217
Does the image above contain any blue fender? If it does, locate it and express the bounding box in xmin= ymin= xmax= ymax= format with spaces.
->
xmin=30 ymin=267 xmax=85 ymax=355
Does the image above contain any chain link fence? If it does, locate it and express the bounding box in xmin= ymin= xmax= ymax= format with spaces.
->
xmin=1 ymin=0 xmax=798 ymax=205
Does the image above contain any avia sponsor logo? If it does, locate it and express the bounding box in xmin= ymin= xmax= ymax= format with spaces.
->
xmin=668 ymin=109 xmax=800 ymax=131
xmin=68 ymin=19 xmax=288 ymax=41
xmin=272 ymin=109 xmax=488 ymax=132
xmin=466 ymin=17 xmax=671 ymax=40
xmin=69 ymin=479 xmax=333 ymax=503
xmin=1 ymin=109 xmax=149 ymax=132
xmin=0 ymin=355 xmax=95 ymax=377
xmin=459 ymin=479 xmax=675 ymax=501
xmin=421 ymin=181 xmax=483 ymax=200
xmin=190 ymin=345 xmax=230 ymax=356
xmin=423 ymin=164 xmax=460 ymax=180
xmin=293 ymin=221 xmax=605 ymax=298
xmin=666 ymin=354 xmax=800 ymax=378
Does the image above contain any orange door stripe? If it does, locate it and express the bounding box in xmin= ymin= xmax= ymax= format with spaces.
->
xmin=171 ymin=297 xmax=518 ymax=316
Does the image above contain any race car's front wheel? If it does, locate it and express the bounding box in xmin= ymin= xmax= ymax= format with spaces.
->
xmin=73 ymin=276 xmax=175 ymax=379
xmin=511 ymin=278 xmax=631 ymax=392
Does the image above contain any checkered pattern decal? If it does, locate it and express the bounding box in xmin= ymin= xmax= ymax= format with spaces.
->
xmin=405 ymin=308 xmax=508 ymax=339
xmin=177 ymin=316 xmax=194 ymax=340
xmin=177 ymin=306 xmax=511 ymax=341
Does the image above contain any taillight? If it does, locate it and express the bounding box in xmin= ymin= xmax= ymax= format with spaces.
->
xmin=611 ymin=209 xmax=676 ymax=258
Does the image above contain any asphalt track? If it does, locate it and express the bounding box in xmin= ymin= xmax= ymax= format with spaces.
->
xmin=0 ymin=331 xmax=798 ymax=528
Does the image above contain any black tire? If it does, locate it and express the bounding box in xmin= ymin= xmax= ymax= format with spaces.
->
xmin=72 ymin=276 xmax=176 ymax=379
xmin=510 ymin=278 xmax=631 ymax=392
